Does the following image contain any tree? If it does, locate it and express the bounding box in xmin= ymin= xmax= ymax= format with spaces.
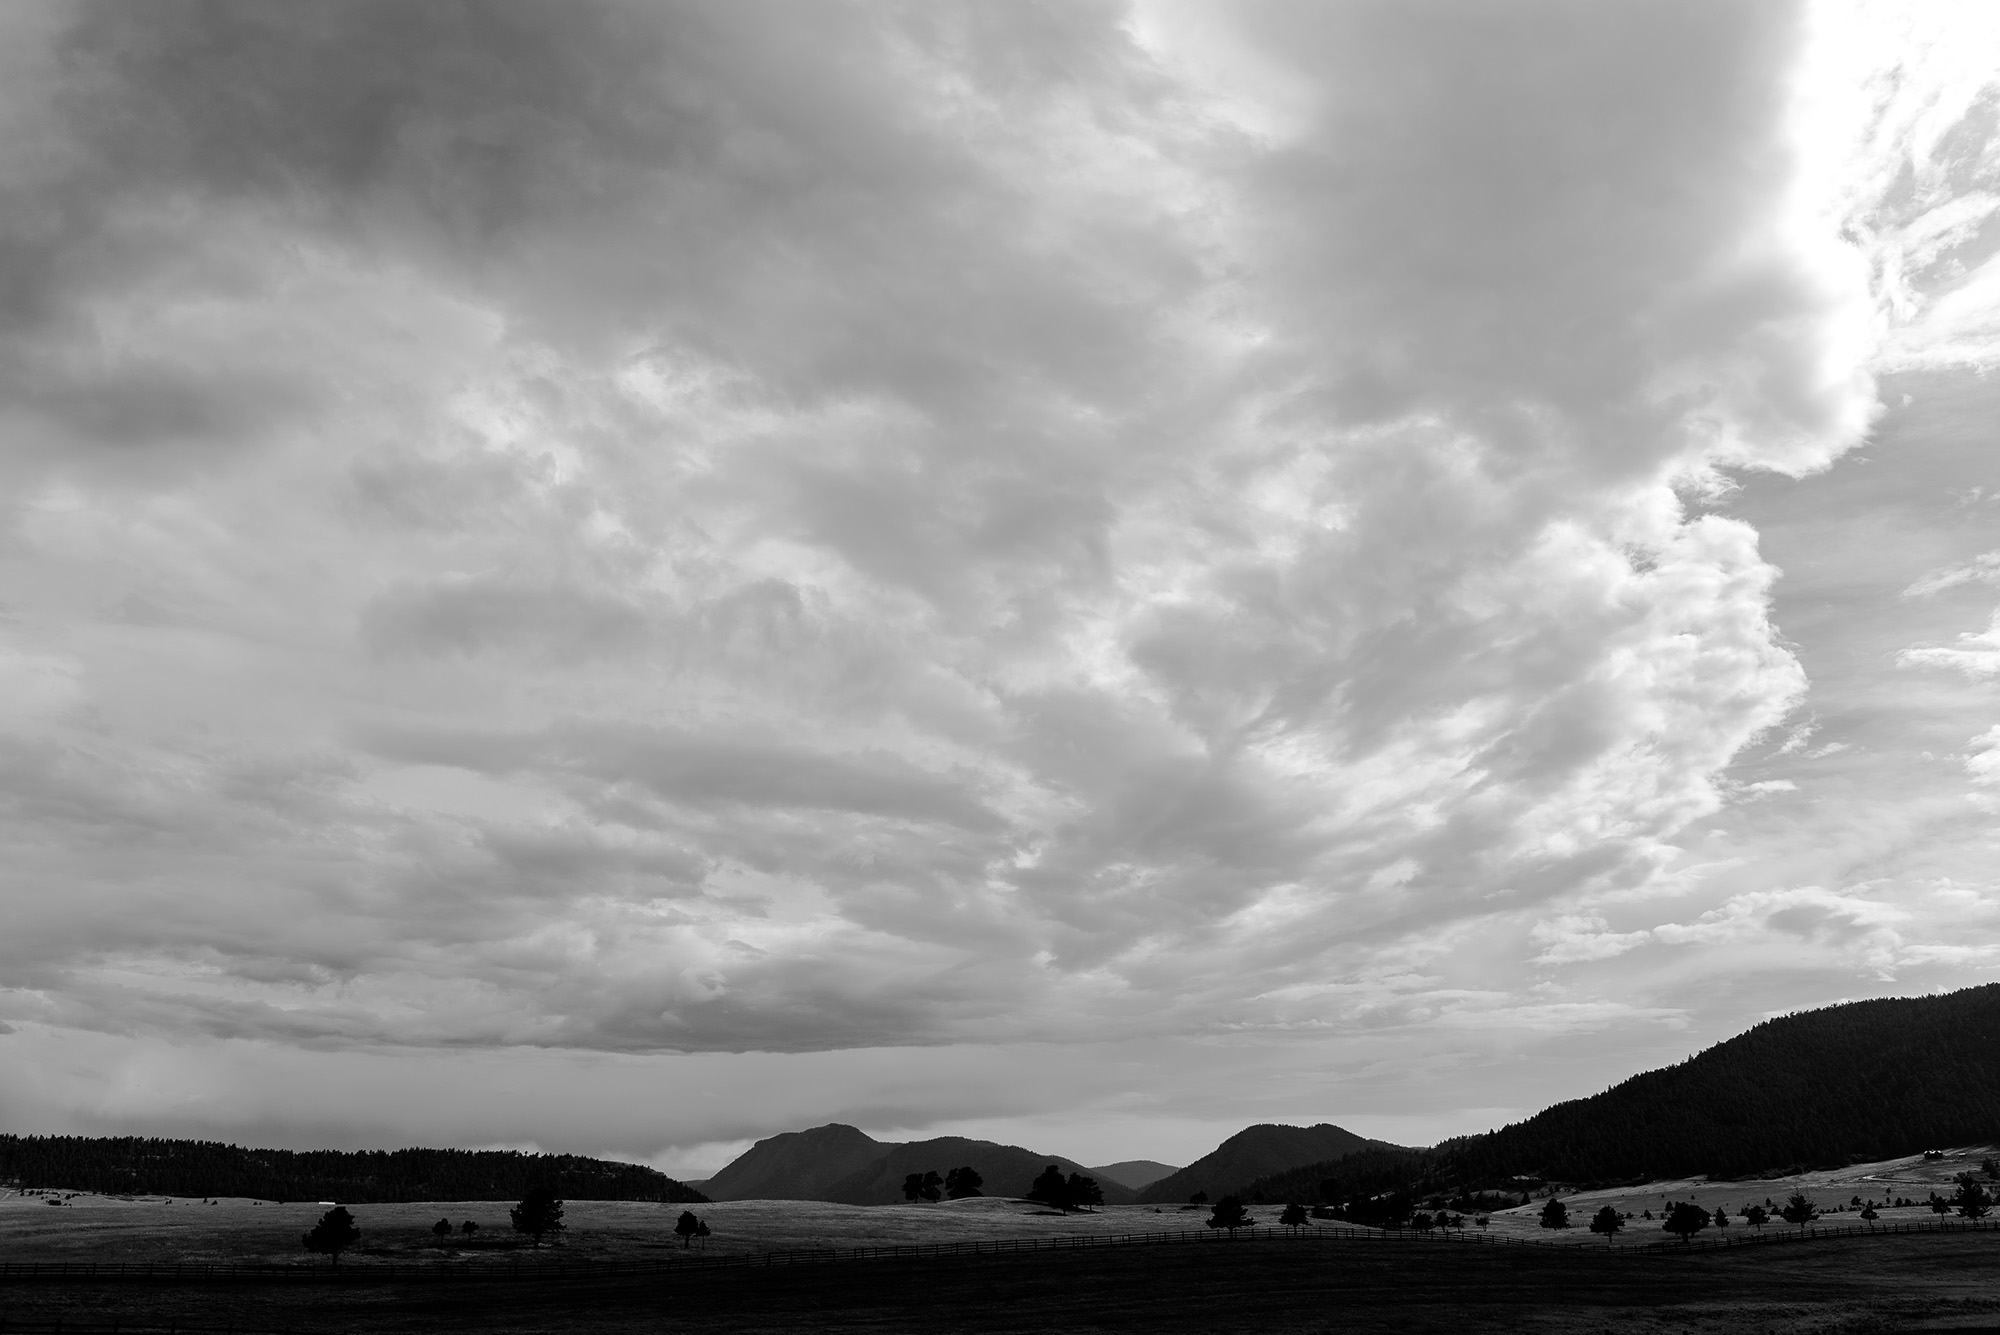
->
xmin=461 ymin=1219 xmax=479 ymax=1237
xmin=1409 ymin=1211 xmax=1435 ymax=1233
xmin=1712 ymin=1206 xmax=1729 ymax=1230
xmin=1475 ymin=1215 xmax=1490 ymax=1230
xmin=1588 ymin=1205 xmax=1624 ymax=1246
xmin=944 ymin=1166 xmax=983 ymax=1199
xmin=1741 ymin=1204 xmax=1767 ymax=1231
xmin=674 ymin=1210 xmax=700 ymax=1249
xmin=1205 ymin=1196 xmax=1255 ymax=1237
xmin=1860 ymin=1204 xmax=1879 ymax=1229
xmin=1188 ymin=1190 xmax=1208 ymax=1205
xmin=1779 ymin=1193 xmax=1817 ymax=1231
xmin=431 ymin=1217 xmax=452 ymax=1245
xmin=510 ymin=1187 xmax=565 ymax=1247
xmin=301 ymin=1205 xmax=360 ymax=1268
xmin=1929 ymin=1192 xmax=1954 ymax=1217
xmin=1955 ymin=1178 xmax=1992 ymax=1220
xmin=1538 ymin=1197 xmax=1569 ymax=1230
xmin=696 ymin=1219 xmax=711 ymax=1249
xmin=1065 ymin=1174 xmax=1104 ymax=1212
xmin=1028 ymin=1166 xmax=1070 ymax=1211
xmin=903 ymin=1172 xmax=928 ymax=1203
xmin=1280 ymin=1203 xmax=1308 ymax=1233
xmin=1662 ymin=1201 xmax=1710 ymax=1247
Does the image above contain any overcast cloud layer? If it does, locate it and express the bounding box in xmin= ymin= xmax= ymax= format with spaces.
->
xmin=4 ymin=0 xmax=2000 ymax=1174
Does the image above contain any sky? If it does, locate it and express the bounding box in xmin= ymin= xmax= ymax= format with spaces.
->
xmin=2 ymin=0 xmax=2000 ymax=1182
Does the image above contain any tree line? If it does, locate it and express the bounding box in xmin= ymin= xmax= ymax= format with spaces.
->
xmin=0 ymin=1136 xmax=707 ymax=1204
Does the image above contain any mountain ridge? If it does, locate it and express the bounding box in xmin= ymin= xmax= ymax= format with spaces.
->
xmin=1240 ymin=983 xmax=2000 ymax=1205
xmin=1136 ymin=1123 xmax=1397 ymax=1204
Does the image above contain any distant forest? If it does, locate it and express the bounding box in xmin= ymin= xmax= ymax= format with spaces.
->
xmin=0 ymin=1137 xmax=709 ymax=1204
xmin=1246 ymin=984 xmax=2000 ymax=1204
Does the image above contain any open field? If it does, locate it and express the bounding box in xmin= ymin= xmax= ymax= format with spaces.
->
xmin=0 ymin=1194 xmax=1210 ymax=1268
xmin=4 ymin=1227 xmax=2000 ymax=1333
xmin=1475 ymin=1144 xmax=2000 ymax=1244
xmin=7 ymin=1142 xmax=1995 ymax=1267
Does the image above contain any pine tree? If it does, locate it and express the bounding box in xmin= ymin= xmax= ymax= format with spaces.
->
xmin=1538 ymin=1197 xmax=1569 ymax=1229
xmin=1662 ymin=1201 xmax=1710 ymax=1246
xmin=1779 ymin=1193 xmax=1817 ymax=1230
xmin=301 ymin=1206 xmax=360 ymax=1267
xmin=1027 ymin=1166 xmax=1070 ymax=1211
xmin=1205 ymin=1196 xmax=1255 ymax=1237
xmin=1955 ymin=1178 xmax=1991 ymax=1220
xmin=509 ymin=1187 xmax=565 ymax=1247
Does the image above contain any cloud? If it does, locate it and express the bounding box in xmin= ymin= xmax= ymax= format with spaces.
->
xmin=2 ymin=0 xmax=1998 ymax=1157
xmin=1904 ymin=551 xmax=2000 ymax=599
xmin=1899 ymin=612 xmax=2000 ymax=676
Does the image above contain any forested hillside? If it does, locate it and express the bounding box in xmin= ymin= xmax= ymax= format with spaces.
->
xmin=1444 ymin=985 xmax=2000 ymax=1184
xmin=1244 ymin=984 xmax=2000 ymax=1204
xmin=0 ymin=1137 xmax=708 ymax=1204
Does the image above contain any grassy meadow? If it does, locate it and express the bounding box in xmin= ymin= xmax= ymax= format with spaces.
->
xmin=5 ymin=1143 xmax=1994 ymax=1268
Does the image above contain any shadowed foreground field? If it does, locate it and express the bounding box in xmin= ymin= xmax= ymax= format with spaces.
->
xmin=4 ymin=1230 xmax=2000 ymax=1334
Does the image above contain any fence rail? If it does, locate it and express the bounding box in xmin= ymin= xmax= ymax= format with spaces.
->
xmin=0 ymin=1217 xmax=1991 ymax=1286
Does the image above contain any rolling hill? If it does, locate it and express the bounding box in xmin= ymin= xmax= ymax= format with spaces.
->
xmin=700 ymin=1124 xmax=892 ymax=1202
xmin=1242 ymin=983 xmax=2000 ymax=1205
xmin=1440 ymin=983 xmax=2000 ymax=1184
xmin=823 ymin=1136 xmax=1138 ymax=1206
xmin=1089 ymin=1159 xmax=1179 ymax=1191
xmin=1136 ymin=1123 xmax=1395 ymax=1204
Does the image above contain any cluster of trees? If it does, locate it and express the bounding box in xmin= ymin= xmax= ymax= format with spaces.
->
xmin=0 ymin=1136 xmax=705 ymax=1204
xmin=900 ymin=1167 xmax=985 ymax=1202
xmin=300 ymin=1189 xmax=717 ymax=1266
xmin=1026 ymin=1166 xmax=1105 ymax=1212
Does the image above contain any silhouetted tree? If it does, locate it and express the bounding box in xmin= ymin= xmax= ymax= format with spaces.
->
xmin=1589 ymin=1205 xmax=1624 ymax=1245
xmin=510 ymin=1187 xmax=565 ymax=1247
xmin=903 ymin=1172 xmax=933 ymax=1203
xmin=1955 ymin=1177 xmax=1991 ymax=1220
xmin=1188 ymin=1190 xmax=1208 ymax=1205
xmin=1475 ymin=1215 xmax=1490 ymax=1230
xmin=944 ymin=1166 xmax=983 ymax=1199
xmin=696 ymin=1219 xmax=711 ymax=1248
xmin=1280 ymin=1203 xmax=1308 ymax=1232
xmin=1662 ymin=1201 xmax=1710 ymax=1246
xmin=1929 ymin=1192 xmax=1954 ymax=1216
xmin=1860 ymin=1204 xmax=1879 ymax=1228
xmin=1779 ymin=1193 xmax=1817 ymax=1231
xmin=674 ymin=1210 xmax=700 ymax=1248
xmin=1712 ymin=1207 xmax=1728 ymax=1230
xmin=302 ymin=1205 xmax=360 ymax=1268
xmin=1065 ymin=1173 xmax=1104 ymax=1212
xmin=431 ymin=1217 xmax=452 ymax=1245
xmin=1206 ymin=1196 xmax=1255 ymax=1237
xmin=461 ymin=1220 xmax=479 ymax=1237
xmin=1028 ymin=1166 xmax=1070 ymax=1210
xmin=1740 ymin=1204 xmax=1767 ymax=1231
xmin=1538 ymin=1197 xmax=1569 ymax=1229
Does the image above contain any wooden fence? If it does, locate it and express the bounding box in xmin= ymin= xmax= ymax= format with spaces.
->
xmin=0 ymin=1216 xmax=1991 ymax=1286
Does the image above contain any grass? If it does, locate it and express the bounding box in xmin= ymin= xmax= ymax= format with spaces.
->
xmin=3 ymin=1225 xmax=2000 ymax=1333
xmin=0 ymin=1193 xmax=1195 ymax=1269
